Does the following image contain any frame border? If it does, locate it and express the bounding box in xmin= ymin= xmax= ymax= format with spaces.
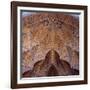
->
xmin=11 ymin=1 xmax=88 ymax=89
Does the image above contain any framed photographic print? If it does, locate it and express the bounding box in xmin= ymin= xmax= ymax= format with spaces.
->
xmin=11 ymin=1 xmax=88 ymax=89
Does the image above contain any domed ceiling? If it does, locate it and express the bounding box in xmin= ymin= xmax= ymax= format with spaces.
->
xmin=21 ymin=12 xmax=79 ymax=77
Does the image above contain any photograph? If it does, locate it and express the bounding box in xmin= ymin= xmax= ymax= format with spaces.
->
xmin=21 ymin=11 xmax=80 ymax=77
xmin=11 ymin=1 xmax=87 ymax=88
